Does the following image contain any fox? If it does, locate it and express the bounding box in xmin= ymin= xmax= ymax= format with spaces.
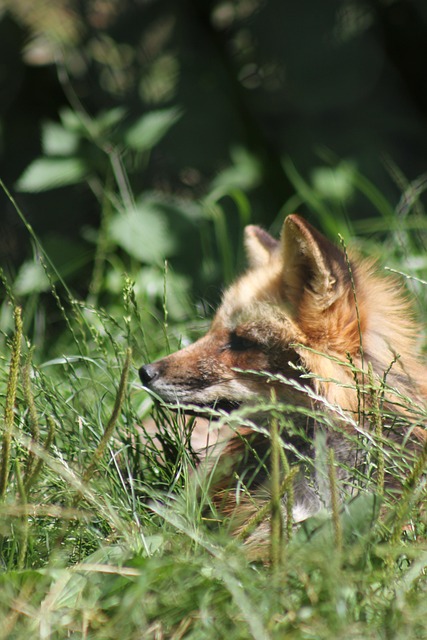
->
xmin=139 ymin=214 xmax=427 ymax=553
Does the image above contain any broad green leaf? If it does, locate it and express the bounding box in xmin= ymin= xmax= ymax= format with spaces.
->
xmin=293 ymin=492 xmax=381 ymax=547
xmin=58 ymin=107 xmax=126 ymax=141
xmin=94 ymin=107 xmax=126 ymax=134
xmin=209 ymin=147 xmax=262 ymax=195
xmin=14 ymin=260 xmax=50 ymax=295
xmin=134 ymin=267 xmax=190 ymax=320
xmin=311 ymin=161 xmax=356 ymax=202
xmin=124 ymin=107 xmax=182 ymax=151
xmin=15 ymin=157 xmax=88 ymax=192
xmin=48 ymin=572 xmax=88 ymax=609
xmin=340 ymin=492 xmax=382 ymax=539
xmin=42 ymin=121 xmax=79 ymax=156
xmin=109 ymin=202 xmax=177 ymax=264
xmin=59 ymin=107 xmax=87 ymax=133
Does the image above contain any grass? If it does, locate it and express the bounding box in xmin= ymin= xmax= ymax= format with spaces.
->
xmin=0 ymin=173 xmax=427 ymax=639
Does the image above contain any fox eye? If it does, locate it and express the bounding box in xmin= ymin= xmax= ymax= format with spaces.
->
xmin=228 ymin=332 xmax=257 ymax=352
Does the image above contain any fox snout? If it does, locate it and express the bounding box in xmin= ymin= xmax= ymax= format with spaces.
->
xmin=139 ymin=359 xmax=182 ymax=404
xmin=139 ymin=363 xmax=161 ymax=387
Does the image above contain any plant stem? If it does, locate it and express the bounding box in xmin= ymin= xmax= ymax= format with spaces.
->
xmin=1 ymin=307 xmax=23 ymax=498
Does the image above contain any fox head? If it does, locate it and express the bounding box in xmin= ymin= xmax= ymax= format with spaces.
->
xmin=139 ymin=214 xmax=387 ymax=413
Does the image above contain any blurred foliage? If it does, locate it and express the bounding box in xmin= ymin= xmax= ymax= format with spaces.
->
xmin=1 ymin=0 xmax=427 ymax=353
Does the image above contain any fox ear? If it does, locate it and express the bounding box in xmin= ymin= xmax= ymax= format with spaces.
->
xmin=281 ymin=214 xmax=349 ymax=308
xmin=244 ymin=225 xmax=279 ymax=268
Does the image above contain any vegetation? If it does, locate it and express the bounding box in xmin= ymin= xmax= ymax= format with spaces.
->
xmin=0 ymin=1 xmax=426 ymax=638
xmin=1 ymin=158 xmax=426 ymax=637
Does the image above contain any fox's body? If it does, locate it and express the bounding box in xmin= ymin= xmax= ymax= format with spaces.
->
xmin=140 ymin=215 xmax=426 ymax=552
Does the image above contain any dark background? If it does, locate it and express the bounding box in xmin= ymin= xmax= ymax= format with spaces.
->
xmin=1 ymin=0 xmax=427 ymax=310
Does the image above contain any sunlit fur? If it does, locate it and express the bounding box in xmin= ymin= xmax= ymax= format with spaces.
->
xmin=140 ymin=215 xmax=426 ymax=555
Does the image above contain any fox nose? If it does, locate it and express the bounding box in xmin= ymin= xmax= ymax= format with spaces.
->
xmin=139 ymin=364 xmax=159 ymax=386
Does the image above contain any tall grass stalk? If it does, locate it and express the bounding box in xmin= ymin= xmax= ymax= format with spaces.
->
xmin=15 ymin=460 xmax=28 ymax=569
xmin=22 ymin=350 xmax=39 ymax=479
xmin=269 ymin=391 xmax=283 ymax=569
xmin=280 ymin=446 xmax=293 ymax=543
xmin=237 ymin=467 xmax=299 ymax=543
xmin=1 ymin=306 xmax=23 ymax=498
xmin=81 ymin=347 xmax=132 ymax=486
xmin=390 ymin=438 xmax=427 ymax=547
xmin=24 ymin=416 xmax=56 ymax=492
xmin=327 ymin=447 xmax=343 ymax=556
xmin=367 ymin=362 xmax=385 ymax=496
xmin=339 ymin=234 xmax=365 ymax=421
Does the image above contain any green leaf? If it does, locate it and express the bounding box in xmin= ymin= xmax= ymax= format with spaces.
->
xmin=59 ymin=107 xmax=87 ymax=133
xmin=311 ymin=162 xmax=356 ymax=202
xmin=293 ymin=493 xmax=382 ymax=547
xmin=135 ymin=267 xmax=190 ymax=320
xmin=94 ymin=107 xmax=127 ymax=134
xmin=58 ymin=107 xmax=127 ymax=142
xmin=15 ymin=157 xmax=88 ymax=192
xmin=124 ymin=107 xmax=182 ymax=151
xmin=340 ymin=492 xmax=382 ymax=540
xmin=14 ymin=260 xmax=50 ymax=295
xmin=108 ymin=201 xmax=177 ymax=264
xmin=209 ymin=147 xmax=262 ymax=195
xmin=42 ymin=122 xmax=79 ymax=156
xmin=49 ymin=572 xmax=89 ymax=609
